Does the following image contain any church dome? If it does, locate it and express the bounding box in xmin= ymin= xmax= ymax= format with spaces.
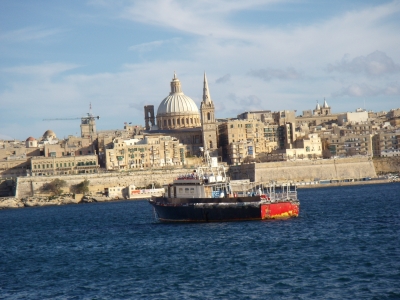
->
xmin=156 ymin=73 xmax=200 ymax=130
xmin=157 ymin=94 xmax=199 ymax=116
xmin=43 ymin=129 xmax=56 ymax=139
xmin=25 ymin=136 xmax=37 ymax=148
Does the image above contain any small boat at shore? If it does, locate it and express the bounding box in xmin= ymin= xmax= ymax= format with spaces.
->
xmin=149 ymin=151 xmax=299 ymax=222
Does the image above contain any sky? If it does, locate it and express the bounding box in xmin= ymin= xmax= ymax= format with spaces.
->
xmin=1 ymin=0 xmax=400 ymax=141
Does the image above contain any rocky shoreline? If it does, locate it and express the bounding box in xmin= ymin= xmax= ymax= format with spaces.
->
xmin=0 ymin=195 xmax=137 ymax=209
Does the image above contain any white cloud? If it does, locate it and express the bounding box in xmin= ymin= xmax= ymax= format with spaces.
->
xmin=0 ymin=26 xmax=63 ymax=43
xmin=327 ymin=51 xmax=400 ymax=76
xmin=129 ymin=38 xmax=181 ymax=52
xmin=332 ymin=81 xmax=400 ymax=97
xmin=2 ymin=63 xmax=81 ymax=78
xmin=248 ymin=68 xmax=303 ymax=81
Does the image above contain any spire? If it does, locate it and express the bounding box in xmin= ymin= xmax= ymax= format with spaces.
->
xmin=315 ymin=100 xmax=320 ymax=110
xmin=323 ymin=97 xmax=329 ymax=108
xmin=203 ymin=72 xmax=212 ymax=104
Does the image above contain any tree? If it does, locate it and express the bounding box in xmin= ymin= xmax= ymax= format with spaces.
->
xmin=145 ymin=182 xmax=161 ymax=189
xmin=41 ymin=178 xmax=67 ymax=196
xmin=71 ymin=179 xmax=90 ymax=195
xmin=322 ymin=149 xmax=332 ymax=159
xmin=346 ymin=148 xmax=357 ymax=157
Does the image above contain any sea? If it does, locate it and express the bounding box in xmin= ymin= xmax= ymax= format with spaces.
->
xmin=0 ymin=183 xmax=399 ymax=300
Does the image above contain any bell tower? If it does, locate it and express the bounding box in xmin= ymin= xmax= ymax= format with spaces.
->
xmin=200 ymin=72 xmax=218 ymax=157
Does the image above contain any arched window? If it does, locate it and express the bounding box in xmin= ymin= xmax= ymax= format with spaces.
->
xmin=209 ymin=141 xmax=213 ymax=149
xmin=168 ymin=119 xmax=171 ymax=126
xmin=207 ymin=112 xmax=211 ymax=121
xmin=190 ymin=118 xmax=193 ymax=124
xmin=177 ymin=119 xmax=180 ymax=125
xmin=186 ymin=118 xmax=189 ymax=124
xmin=182 ymin=118 xmax=184 ymax=125
xmin=173 ymin=119 xmax=175 ymax=125
xmin=164 ymin=120 xmax=167 ymax=127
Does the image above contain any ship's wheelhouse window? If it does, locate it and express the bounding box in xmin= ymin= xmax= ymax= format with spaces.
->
xmin=185 ymin=188 xmax=189 ymax=193
xmin=179 ymin=188 xmax=183 ymax=193
xmin=190 ymin=188 xmax=194 ymax=193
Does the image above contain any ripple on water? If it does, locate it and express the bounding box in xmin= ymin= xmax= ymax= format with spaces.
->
xmin=0 ymin=184 xmax=400 ymax=299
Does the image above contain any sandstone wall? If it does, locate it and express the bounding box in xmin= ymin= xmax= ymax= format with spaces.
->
xmin=16 ymin=168 xmax=186 ymax=199
xmin=15 ymin=157 xmax=379 ymax=199
xmin=230 ymin=157 xmax=377 ymax=183
xmin=372 ymin=157 xmax=400 ymax=174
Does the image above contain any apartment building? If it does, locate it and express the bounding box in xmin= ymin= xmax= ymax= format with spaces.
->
xmin=105 ymin=135 xmax=186 ymax=170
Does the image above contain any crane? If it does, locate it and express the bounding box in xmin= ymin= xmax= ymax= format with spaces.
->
xmin=43 ymin=113 xmax=100 ymax=142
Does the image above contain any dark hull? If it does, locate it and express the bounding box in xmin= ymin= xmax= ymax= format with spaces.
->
xmin=150 ymin=196 xmax=299 ymax=222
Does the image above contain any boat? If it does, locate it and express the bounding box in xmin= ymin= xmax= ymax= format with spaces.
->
xmin=149 ymin=151 xmax=299 ymax=222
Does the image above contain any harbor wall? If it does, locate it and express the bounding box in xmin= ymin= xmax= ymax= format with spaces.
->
xmin=15 ymin=157 xmax=378 ymax=199
xmin=230 ymin=157 xmax=377 ymax=183
xmin=16 ymin=169 xmax=184 ymax=199
xmin=372 ymin=157 xmax=400 ymax=174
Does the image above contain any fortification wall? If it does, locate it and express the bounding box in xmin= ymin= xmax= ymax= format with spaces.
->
xmin=15 ymin=157 xmax=379 ymax=199
xmin=16 ymin=169 xmax=185 ymax=199
xmin=372 ymin=157 xmax=400 ymax=174
xmin=230 ymin=157 xmax=377 ymax=183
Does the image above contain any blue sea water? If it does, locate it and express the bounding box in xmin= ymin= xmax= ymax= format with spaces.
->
xmin=1 ymin=183 xmax=400 ymax=300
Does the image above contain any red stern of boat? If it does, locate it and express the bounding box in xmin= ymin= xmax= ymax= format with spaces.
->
xmin=261 ymin=202 xmax=299 ymax=219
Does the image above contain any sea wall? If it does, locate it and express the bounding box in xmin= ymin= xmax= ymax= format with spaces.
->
xmin=15 ymin=157 xmax=378 ymax=199
xmin=230 ymin=157 xmax=377 ymax=183
xmin=16 ymin=168 xmax=185 ymax=199
xmin=372 ymin=157 xmax=400 ymax=174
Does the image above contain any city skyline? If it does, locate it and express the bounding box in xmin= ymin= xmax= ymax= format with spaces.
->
xmin=1 ymin=0 xmax=400 ymax=140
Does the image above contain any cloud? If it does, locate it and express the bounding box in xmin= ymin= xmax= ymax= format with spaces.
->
xmin=227 ymin=93 xmax=262 ymax=106
xmin=216 ymin=74 xmax=231 ymax=84
xmin=0 ymin=26 xmax=63 ymax=43
xmin=248 ymin=67 xmax=303 ymax=81
xmin=327 ymin=51 xmax=400 ymax=76
xmin=332 ymin=81 xmax=400 ymax=97
xmin=129 ymin=38 xmax=180 ymax=52
xmin=2 ymin=63 xmax=81 ymax=78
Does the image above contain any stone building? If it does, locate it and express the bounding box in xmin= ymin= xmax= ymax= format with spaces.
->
xmin=143 ymin=72 xmax=217 ymax=157
xmin=30 ymin=154 xmax=99 ymax=176
xmin=104 ymin=135 xmax=185 ymax=170
xmin=296 ymin=99 xmax=338 ymax=127
xmin=43 ymin=135 xmax=96 ymax=158
xmin=218 ymin=119 xmax=279 ymax=164
xmin=337 ymin=109 xmax=369 ymax=125
xmin=372 ymin=129 xmax=400 ymax=157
